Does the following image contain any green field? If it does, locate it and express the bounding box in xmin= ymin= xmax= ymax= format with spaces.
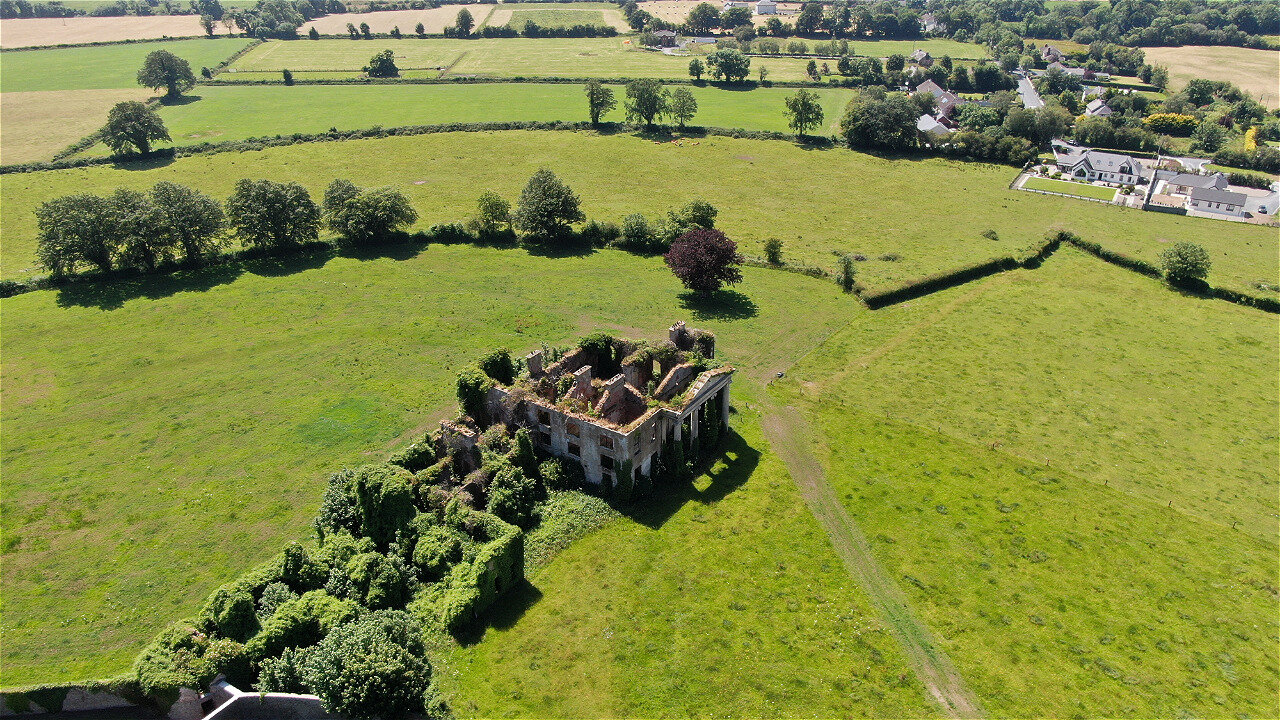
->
xmin=0 ymin=245 xmax=916 ymax=697
xmin=0 ymin=38 xmax=253 ymax=92
xmin=504 ymin=7 xmax=605 ymax=29
xmin=846 ymin=38 xmax=987 ymax=59
xmin=1022 ymin=176 xmax=1119 ymax=201
xmin=4 ymin=131 xmax=1276 ymax=297
xmin=226 ymin=37 xmax=821 ymax=81
xmin=772 ymin=250 xmax=1279 ymax=716
xmin=68 ymin=83 xmax=853 ymax=156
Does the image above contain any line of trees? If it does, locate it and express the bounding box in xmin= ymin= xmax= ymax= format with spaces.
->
xmin=34 ymin=178 xmax=417 ymax=276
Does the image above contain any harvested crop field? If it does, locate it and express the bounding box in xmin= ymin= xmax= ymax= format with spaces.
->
xmin=1141 ymin=45 xmax=1280 ymax=108
xmin=298 ymin=5 xmax=497 ymax=35
xmin=0 ymin=14 xmax=205 ymax=48
xmin=639 ymin=0 xmax=802 ymax=26
xmin=0 ymin=88 xmax=150 ymax=164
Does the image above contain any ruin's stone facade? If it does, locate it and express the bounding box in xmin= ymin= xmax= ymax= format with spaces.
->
xmin=485 ymin=322 xmax=733 ymax=487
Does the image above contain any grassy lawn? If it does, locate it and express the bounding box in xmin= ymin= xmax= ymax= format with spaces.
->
xmin=1022 ymin=176 xmax=1118 ymax=201
xmin=0 ymin=244 xmax=877 ymax=687
xmin=846 ymin=38 xmax=987 ymax=59
xmin=227 ymin=37 xmax=821 ymax=81
xmin=4 ymin=132 xmax=1276 ymax=295
xmin=773 ymin=249 xmax=1279 ymax=717
xmin=68 ymin=83 xmax=852 ymax=156
xmin=436 ymin=401 xmax=931 ymax=717
xmin=505 ymin=7 xmax=605 ymax=28
xmin=5 ymin=131 xmax=1275 ymax=293
xmin=0 ymin=38 xmax=253 ymax=92
xmin=1140 ymin=45 xmax=1280 ymax=108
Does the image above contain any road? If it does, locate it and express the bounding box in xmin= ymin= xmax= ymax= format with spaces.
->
xmin=1016 ymin=72 xmax=1043 ymax=109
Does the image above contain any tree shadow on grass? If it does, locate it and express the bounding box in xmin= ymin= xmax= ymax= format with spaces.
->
xmin=678 ymin=288 xmax=758 ymax=320
xmin=109 ymin=153 xmax=177 ymax=171
xmin=54 ymin=262 xmax=245 ymax=310
xmin=338 ymin=239 xmax=426 ymax=263
xmin=452 ymin=578 xmax=544 ymax=647
xmin=159 ymin=94 xmax=202 ymax=106
xmin=522 ymin=237 xmax=597 ymax=259
xmin=615 ymin=426 xmax=759 ymax=531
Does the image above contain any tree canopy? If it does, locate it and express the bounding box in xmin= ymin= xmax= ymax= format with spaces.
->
xmin=137 ymin=49 xmax=196 ymax=99
xmin=625 ymin=78 xmax=669 ymax=127
xmin=102 ymin=101 xmax=170 ymax=155
xmin=225 ymin=179 xmax=320 ymax=248
xmin=784 ymin=88 xmax=825 ymax=136
xmin=512 ymin=169 xmax=585 ymax=240
xmin=664 ymin=228 xmax=743 ymax=297
xmin=364 ymin=49 xmax=399 ymax=78
xmin=584 ymin=79 xmax=617 ymax=126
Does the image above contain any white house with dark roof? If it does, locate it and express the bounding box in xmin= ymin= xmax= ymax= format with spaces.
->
xmin=915 ymin=78 xmax=961 ymax=117
xmin=916 ymin=114 xmax=953 ymax=140
xmin=1084 ymin=98 xmax=1113 ymax=117
xmin=1164 ymin=172 xmax=1228 ymax=195
xmin=920 ymin=13 xmax=945 ymax=33
xmin=1187 ymin=187 xmax=1247 ymax=216
xmin=755 ymin=0 xmax=777 ymax=14
xmin=1057 ymin=148 xmax=1145 ymax=185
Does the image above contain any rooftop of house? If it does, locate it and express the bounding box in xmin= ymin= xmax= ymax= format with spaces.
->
xmin=910 ymin=49 xmax=932 ymax=60
xmin=1190 ymin=186 xmax=1248 ymax=205
xmin=503 ymin=322 xmax=732 ymax=430
xmin=1085 ymin=98 xmax=1112 ymax=115
xmin=1060 ymin=148 xmax=1139 ymax=173
xmin=1167 ymin=172 xmax=1227 ymax=189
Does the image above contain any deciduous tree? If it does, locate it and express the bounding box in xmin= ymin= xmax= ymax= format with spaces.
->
xmin=664 ymin=228 xmax=743 ymax=296
xmin=102 ymin=100 xmax=170 ymax=155
xmin=363 ymin=49 xmax=398 ymax=77
xmin=137 ymin=49 xmax=196 ymax=99
xmin=625 ymin=78 xmax=668 ymax=127
xmin=512 ymin=169 xmax=585 ymax=239
xmin=784 ymin=88 xmax=824 ymax=136
xmin=668 ymin=86 xmax=698 ymax=127
xmin=150 ymin=181 xmax=226 ymax=264
xmin=323 ymin=179 xmax=418 ymax=247
xmin=455 ymin=7 xmax=474 ymax=35
xmin=225 ymin=179 xmax=320 ymax=248
xmin=584 ymin=79 xmax=617 ymax=126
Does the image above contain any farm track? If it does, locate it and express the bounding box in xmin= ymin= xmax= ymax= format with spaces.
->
xmin=761 ymin=402 xmax=985 ymax=718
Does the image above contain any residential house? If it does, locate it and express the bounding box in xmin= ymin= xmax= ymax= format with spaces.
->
xmin=917 ymin=114 xmax=953 ymax=141
xmin=1187 ymin=187 xmax=1247 ymax=216
xmin=915 ymin=78 xmax=961 ymax=118
xmin=1164 ymin=172 xmax=1228 ymax=195
xmin=920 ymin=13 xmax=945 ymax=33
xmin=910 ymin=49 xmax=933 ymax=67
xmin=1084 ymin=98 xmax=1113 ymax=117
xmin=722 ymin=0 xmax=750 ymax=8
xmin=755 ymin=0 xmax=777 ymax=14
xmin=1041 ymin=45 xmax=1064 ymax=63
xmin=652 ymin=29 xmax=678 ymax=47
xmin=1057 ymin=148 xmax=1145 ymax=185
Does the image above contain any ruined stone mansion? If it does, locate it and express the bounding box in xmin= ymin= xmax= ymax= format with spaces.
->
xmin=487 ymin=322 xmax=733 ymax=488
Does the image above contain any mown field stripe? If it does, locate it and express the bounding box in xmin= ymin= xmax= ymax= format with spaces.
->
xmin=761 ymin=401 xmax=986 ymax=718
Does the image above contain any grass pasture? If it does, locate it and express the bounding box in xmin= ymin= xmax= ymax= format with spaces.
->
xmin=1140 ymin=45 xmax=1280 ymax=108
xmin=1022 ymin=176 xmax=1118 ymax=201
xmin=0 ymin=14 xmax=205 ymax=48
xmin=489 ymin=2 xmax=629 ymax=31
xmin=0 ymin=37 xmax=254 ymax=93
xmin=298 ymin=5 xmax=497 ymax=36
xmin=68 ymin=83 xmax=853 ymax=156
xmin=226 ymin=37 xmax=822 ymax=81
xmin=0 ymin=245 xmax=898 ymax=695
xmin=3 ymin=131 xmax=1275 ymax=296
xmin=774 ymin=250 xmax=1279 ymax=716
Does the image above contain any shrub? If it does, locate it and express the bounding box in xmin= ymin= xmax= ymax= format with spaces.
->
xmin=456 ymin=367 xmax=494 ymax=424
xmin=1160 ymin=242 xmax=1211 ymax=285
xmin=345 ymin=552 xmax=408 ymax=610
xmin=244 ymin=590 xmax=361 ymax=662
xmin=487 ymin=464 xmax=538 ymax=529
xmin=323 ymin=180 xmax=418 ymax=247
xmin=302 ymin=610 xmax=431 ymax=720
xmin=411 ymin=525 xmax=465 ymax=581
xmin=763 ymin=238 xmax=783 ymax=265
xmin=315 ymin=469 xmax=359 ymax=538
xmin=353 ymin=464 xmax=417 ymax=549
xmin=616 ymin=213 xmax=658 ymax=252
xmin=478 ymin=348 xmax=515 ymax=385
xmin=200 ymin=586 xmax=258 ymax=641
xmin=256 ymin=646 xmax=309 ymax=693
xmin=837 ymin=254 xmax=856 ymax=293
xmin=257 ymin=582 xmax=298 ymax=621
xmin=511 ymin=428 xmax=538 ymax=479
xmin=539 ymin=457 xmax=580 ymax=491
xmin=579 ymin=219 xmax=619 ymax=247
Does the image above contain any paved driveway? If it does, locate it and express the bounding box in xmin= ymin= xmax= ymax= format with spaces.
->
xmin=1017 ymin=73 xmax=1043 ymax=109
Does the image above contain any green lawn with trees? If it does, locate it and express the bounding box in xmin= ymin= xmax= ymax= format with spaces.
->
xmin=224 ymin=37 xmax=820 ymax=81
xmin=0 ymin=245 xmax=907 ymax=695
xmin=4 ymin=131 xmax=1275 ymax=297
xmin=0 ymin=38 xmax=253 ymax=93
xmin=1022 ymin=176 xmax=1119 ymax=200
xmin=68 ymin=83 xmax=852 ymax=156
xmin=771 ymin=250 xmax=1279 ymax=716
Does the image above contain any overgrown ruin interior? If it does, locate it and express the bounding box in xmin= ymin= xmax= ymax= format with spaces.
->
xmin=487 ymin=321 xmax=734 ymax=488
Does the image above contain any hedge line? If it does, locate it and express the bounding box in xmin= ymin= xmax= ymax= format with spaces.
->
xmin=0 ymin=121 xmax=817 ymax=176
xmin=206 ymin=75 xmax=830 ymax=89
xmin=1062 ymin=234 xmax=1161 ymax=277
xmin=860 ymin=255 xmax=1023 ymax=308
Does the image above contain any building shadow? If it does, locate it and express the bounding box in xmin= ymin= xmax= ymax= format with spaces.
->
xmin=614 ymin=426 xmax=759 ymax=531
xmin=451 ymin=578 xmax=544 ymax=647
xmin=678 ymin=288 xmax=758 ymax=320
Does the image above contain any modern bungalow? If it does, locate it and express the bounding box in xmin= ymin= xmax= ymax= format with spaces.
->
xmin=1057 ymin=149 xmax=1145 ymax=185
xmin=1164 ymin=172 xmax=1228 ymax=196
xmin=1187 ymin=187 xmax=1247 ymax=217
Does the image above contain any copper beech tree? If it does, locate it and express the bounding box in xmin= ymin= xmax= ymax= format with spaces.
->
xmin=664 ymin=228 xmax=743 ymax=297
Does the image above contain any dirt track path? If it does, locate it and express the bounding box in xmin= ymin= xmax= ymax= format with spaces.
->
xmin=761 ymin=404 xmax=984 ymax=718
